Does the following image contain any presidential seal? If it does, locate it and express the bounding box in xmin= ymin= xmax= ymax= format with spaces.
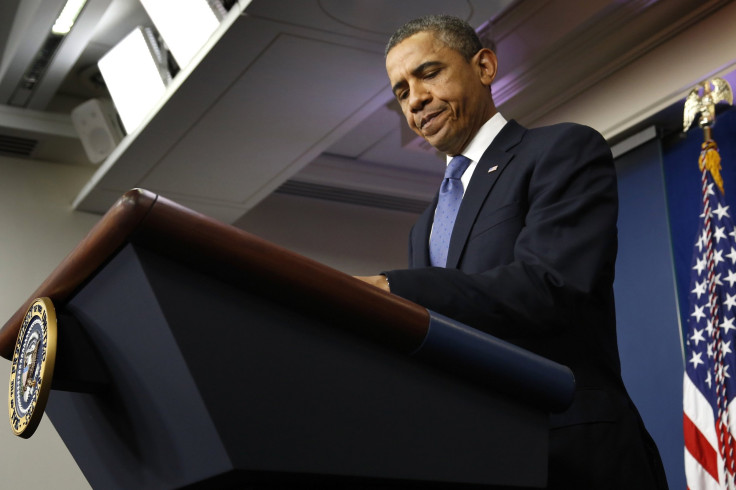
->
xmin=8 ymin=297 xmax=58 ymax=438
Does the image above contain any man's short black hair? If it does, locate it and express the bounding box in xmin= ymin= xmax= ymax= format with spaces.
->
xmin=385 ymin=14 xmax=483 ymax=61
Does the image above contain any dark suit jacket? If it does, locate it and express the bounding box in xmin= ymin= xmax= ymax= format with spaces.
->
xmin=384 ymin=120 xmax=668 ymax=489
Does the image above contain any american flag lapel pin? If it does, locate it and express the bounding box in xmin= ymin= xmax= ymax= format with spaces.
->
xmin=488 ymin=165 xmax=498 ymax=173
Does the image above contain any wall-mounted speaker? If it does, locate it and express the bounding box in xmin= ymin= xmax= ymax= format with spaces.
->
xmin=71 ymin=98 xmax=124 ymax=164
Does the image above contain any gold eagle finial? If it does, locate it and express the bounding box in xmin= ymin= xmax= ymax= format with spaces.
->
xmin=683 ymin=78 xmax=734 ymax=133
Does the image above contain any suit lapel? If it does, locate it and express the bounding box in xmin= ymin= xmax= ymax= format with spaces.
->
xmin=445 ymin=120 xmax=526 ymax=268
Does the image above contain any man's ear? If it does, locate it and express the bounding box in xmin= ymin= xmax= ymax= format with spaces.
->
xmin=475 ymin=48 xmax=498 ymax=87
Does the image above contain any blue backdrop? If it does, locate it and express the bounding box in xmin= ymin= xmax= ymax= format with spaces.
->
xmin=614 ymin=138 xmax=684 ymax=489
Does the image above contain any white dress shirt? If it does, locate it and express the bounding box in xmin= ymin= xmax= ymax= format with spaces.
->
xmin=449 ymin=112 xmax=508 ymax=197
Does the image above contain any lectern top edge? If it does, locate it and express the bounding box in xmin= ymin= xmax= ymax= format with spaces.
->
xmin=0 ymin=189 xmax=157 ymax=358
xmin=0 ymin=188 xmax=429 ymax=359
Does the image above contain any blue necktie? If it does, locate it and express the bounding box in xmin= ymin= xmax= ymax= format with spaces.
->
xmin=430 ymin=155 xmax=472 ymax=267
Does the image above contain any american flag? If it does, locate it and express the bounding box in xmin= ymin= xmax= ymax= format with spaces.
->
xmin=685 ymin=140 xmax=736 ymax=489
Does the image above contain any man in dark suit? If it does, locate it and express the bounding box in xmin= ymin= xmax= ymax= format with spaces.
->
xmin=356 ymin=14 xmax=668 ymax=489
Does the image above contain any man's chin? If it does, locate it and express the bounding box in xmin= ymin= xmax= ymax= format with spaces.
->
xmin=422 ymin=135 xmax=454 ymax=155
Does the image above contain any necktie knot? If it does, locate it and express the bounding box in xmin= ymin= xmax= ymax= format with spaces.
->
xmin=445 ymin=155 xmax=471 ymax=180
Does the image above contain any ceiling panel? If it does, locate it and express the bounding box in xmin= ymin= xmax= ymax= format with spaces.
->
xmin=140 ymin=32 xmax=389 ymax=202
xmin=245 ymin=0 xmax=513 ymax=42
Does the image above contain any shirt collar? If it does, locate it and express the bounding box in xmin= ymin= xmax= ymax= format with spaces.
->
xmin=446 ymin=112 xmax=508 ymax=165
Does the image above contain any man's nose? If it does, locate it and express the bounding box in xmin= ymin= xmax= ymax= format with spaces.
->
xmin=409 ymin=86 xmax=430 ymax=112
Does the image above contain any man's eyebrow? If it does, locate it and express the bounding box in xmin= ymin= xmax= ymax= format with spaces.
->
xmin=413 ymin=60 xmax=442 ymax=76
xmin=391 ymin=79 xmax=406 ymax=96
xmin=391 ymin=60 xmax=443 ymax=96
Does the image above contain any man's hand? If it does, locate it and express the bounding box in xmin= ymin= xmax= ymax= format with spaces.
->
xmin=354 ymin=275 xmax=391 ymax=292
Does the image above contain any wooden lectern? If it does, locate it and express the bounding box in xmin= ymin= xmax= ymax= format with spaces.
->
xmin=0 ymin=189 xmax=574 ymax=489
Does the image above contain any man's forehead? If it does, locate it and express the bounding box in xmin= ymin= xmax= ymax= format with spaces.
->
xmin=386 ymin=32 xmax=445 ymax=75
xmin=388 ymin=32 xmax=442 ymax=60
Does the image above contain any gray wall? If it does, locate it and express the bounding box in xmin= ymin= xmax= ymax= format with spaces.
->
xmin=0 ymin=155 xmax=98 ymax=489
